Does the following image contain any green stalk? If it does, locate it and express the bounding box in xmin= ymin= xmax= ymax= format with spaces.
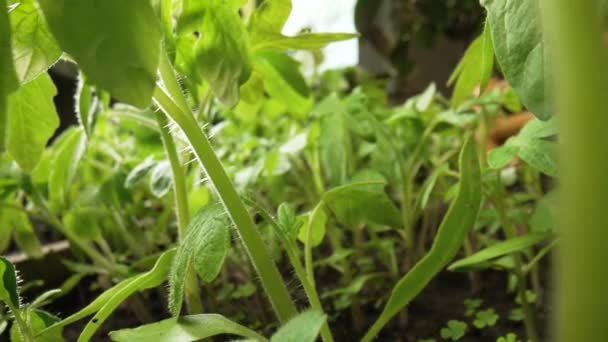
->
xmin=541 ymin=2 xmax=608 ymax=342
xmin=24 ymin=178 xmax=121 ymax=275
xmin=305 ymin=202 xmax=324 ymax=286
xmin=152 ymin=74 xmax=297 ymax=322
xmin=249 ymin=200 xmax=335 ymax=342
xmin=493 ymin=177 xmax=539 ymax=342
xmin=8 ymin=304 xmax=32 ymax=342
xmin=155 ymin=111 xmax=203 ymax=315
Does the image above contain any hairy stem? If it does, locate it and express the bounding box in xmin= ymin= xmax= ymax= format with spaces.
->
xmin=155 ymin=111 xmax=203 ymax=314
xmin=153 ymin=59 xmax=297 ymax=321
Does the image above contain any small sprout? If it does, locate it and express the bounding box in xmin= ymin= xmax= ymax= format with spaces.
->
xmin=473 ymin=308 xmax=499 ymax=328
xmin=497 ymin=332 xmax=519 ymax=342
xmin=515 ymin=290 xmax=537 ymax=305
xmin=440 ymin=320 xmax=468 ymax=341
xmin=418 ymin=339 xmax=436 ymax=342
xmin=232 ymin=283 xmax=257 ymax=299
xmin=464 ymin=298 xmax=483 ymax=316
xmin=508 ymin=308 xmax=525 ymax=322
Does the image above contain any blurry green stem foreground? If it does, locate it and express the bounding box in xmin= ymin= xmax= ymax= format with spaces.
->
xmin=541 ymin=1 xmax=608 ymax=342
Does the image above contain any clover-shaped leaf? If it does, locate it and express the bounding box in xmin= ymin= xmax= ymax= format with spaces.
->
xmin=516 ymin=290 xmax=537 ymax=305
xmin=509 ymin=308 xmax=525 ymax=322
xmin=440 ymin=320 xmax=467 ymax=341
xmin=464 ymin=298 xmax=483 ymax=316
xmin=497 ymin=332 xmax=519 ymax=342
xmin=473 ymin=308 xmax=499 ymax=329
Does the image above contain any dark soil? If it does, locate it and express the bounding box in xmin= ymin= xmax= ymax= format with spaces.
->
xmin=7 ymin=245 xmax=550 ymax=342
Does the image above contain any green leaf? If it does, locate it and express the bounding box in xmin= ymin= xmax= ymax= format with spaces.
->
xmin=473 ymin=309 xmax=499 ymax=329
xmin=449 ymin=233 xmax=552 ymax=272
xmin=323 ymin=178 xmax=402 ymax=228
xmin=248 ymin=0 xmax=292 ymax=44
xmin=252 ymin=32 xmax=359 ymax=52
xmin=109 ymin=314 xmax=267 ymax=342
xmin=416 ymin=83 xmax=436 ymax=112
xmin=41 ymin=251 xmax=176 ymax=342
xmin=10 ymin=209 xmax=43 ymax=259
xmin=487 ymin=145 xmax=520 ymax=170
xmin=11 ymin=309 xmax=63 ymax=342
xmin=362 ymin=137 xmax=482 ymax=341
xmin=169 ymin=204 xmax=230 ymax=315
xmin=319 ymin=108 xmax=347 ymax=187
xmin=149 ymin=160 xmax=173 ymax=198
xmin=297 ymin=206 xmax=327 ymax=248
xmin=487 ymin=117 xmax=559 ymax=176
xmin=440 ymin=320 xmax=468 ymax=341
xmin=124 ymin=157 xmax=156 ymax=189
xmin=254 ymin=51 xmax=313 ymax=117
xmin=277 ymin=203 xmax=301 ymax=239
xmin=38 ymin=0 xmax=161 ymax=108
xmin=1 ymin=0 xmax=19 ymax=153
xmin=8 ymin=0 xmax=62 ymax=83
xmin=6 ymin=72 xmax=59 ymax=172
xmin=482 ymin=0 xmax=552 ymax=120
xmin=48 ymin=127 xmax=87 ymax=209
xmin=64 ymin=208 xmax=102 ymax=241
xmin=530 ymin=191 xmax=558 ymax=233
xmin=0 ymin=256 xmax=20 ymax=309
xmin=270 ymin=310 xmax=326 ymax=342
xmin=449 ymin=21 xmax=494 ymax=107
xmin=177 ymin=0 xmax=251 ymax=106
xmin=75 ymin=73 xmax=96 ymax=134
xmin=247 ymin=0 xmax=357 ymax=52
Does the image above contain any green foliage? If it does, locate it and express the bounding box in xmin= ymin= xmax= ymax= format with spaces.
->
xmin=109 ymin=314 xmax=267 ymax=342
xmin=253 ymin=51 xmax=313 ymax=117
xmin=248 ymin=0 xmax=356 ymax=51
xmin=8 ymin=0 xmax=62 ymax=83
xmin=270 ymin=310 xmax=326 ymax=342
xmin=177 ymin=0 xmax=251 ymax=106
xmin=0 ymin=1 xmax=562 ymax=341
xmin=497 ymin=333 xmax=519 ymax=342
xmin=0 ymin=0 xmax=18 ymax=153
xmin=488 ymin=117 xmax=559 ymax=176
xmin=363 ymin=137 xmax=482 ymax=341
xmin=449 ymin=233 xmax=552 ymax=272
xmin=440 ymin=320 xmax=468 ymax=341
xmin=322 ymin=179 xmax=402 ymax=228
xmin=464 ymin=298 xmax=483 ymax=317
xmin=0 ymin=257 xmax=20 ymax=309
xmin=48 ymin=127 xmax=87 ymax=210
xmin=449 ymin=20 xmax=494 ymax=107
xmin=43 ymin=251 xmax=176 ymax=341
xmin=297 ymin=205 xmax=327 ymax=248
xmin=0 ymin=208 xmax=43 ymax=258
xmin=38 ymin=0 xmax=161 ymax=108
xmin=482 ymin=0 xmax=552 ymax=120
xmin=6 ymin=72 xmax=58 ymax=172
xmin=473 ymin=308 xmax=499 ymax=329
xmin=169 ymin=204 xmax=230 ymax=315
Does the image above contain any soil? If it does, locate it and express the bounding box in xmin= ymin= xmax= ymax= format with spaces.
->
xmin=7 ymin=245 xmax=550 ymax=341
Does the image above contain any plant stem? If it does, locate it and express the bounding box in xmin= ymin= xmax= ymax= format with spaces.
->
xmin=249 ymin=201 xmax=335 ymax=342
xmin=8 ymin=304 xmax=32 ymax=342
xmin=152 ymin=85 xmax=297 ymax=322
xmin=23 ymin=177 xmax=121 ymax=275
xmin=541 ymin=2 xmax=608 ymax=341
xmin=493 ymin=176 xmax=539 ymax=342
xmin=155 ymin=111 xmax=203 ymax=315
xmin=305 ymin=202 xmax=324 ymax=286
